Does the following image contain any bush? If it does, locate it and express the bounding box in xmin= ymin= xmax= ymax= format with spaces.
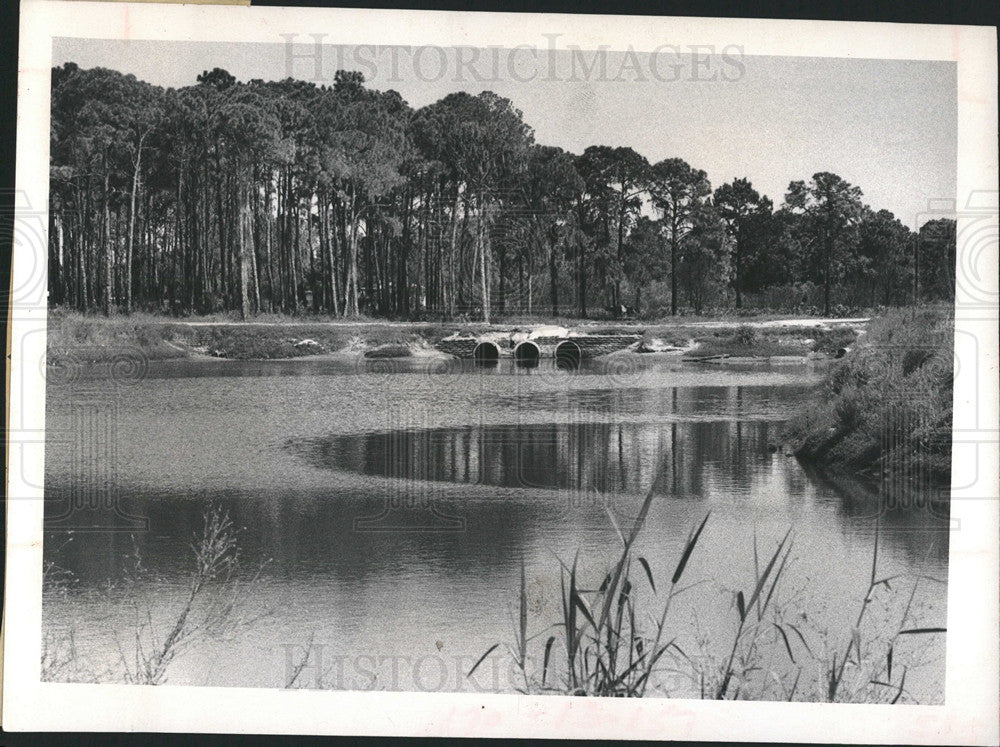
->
xmin=784 ymin=306 xmax=954 ymax=485
xmin=205 ymin=332 xmax=325 ymax=359
xmin=833 ymin=385 xmax=863 ymax=428
xmin=734 ymin=324 xmax=757 ymax=347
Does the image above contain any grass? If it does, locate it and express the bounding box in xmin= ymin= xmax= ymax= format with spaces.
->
xmin=42 ymin=497 xmax=944 ymax=699
xmin=809 ymin=326 xmax=859 ymax=355
xmin=469 ymin=482 xmax=713 ymax=696
xmin=783 ymin=305 xmax=954 ymax=486
xmin=46 ymin=310 xmax=196 ymax=363
xmin=364 ymin=344 xmax=414 ymax=359
xmin=472 ymin=489 xmax=945 ymax=701
xmin=684 ymin=324 xmax=812 ymax=359
xmin=634 ymin=322 xmax=860 ymax=358
xmin=46 ymin=311 xmax=477 ymax=361
xmin=199 ymin=329 xmax=329 ymax=359
xmin=175 ymin=323 xmax=440 ymax=359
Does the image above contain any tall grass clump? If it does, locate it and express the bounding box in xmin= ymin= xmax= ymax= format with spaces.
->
xmin=784 ymin=306 xmax=954 ymax=486
xmin=734 ymin=324 xmax=758 ymax=348
xmin=469 ymin=484 xmax=711 ymax=696
xmin=821 ymin=517 xmax=946 ymax=703
xmin=811 ymin=326 xmax=858 ymax=356
xmin=689 ymin=324 xmax=808 ymax=358
xmin=47 ymin=310 xmax=194 ymax=362
xmin=473 ymin=500 xmax=944 ymax=701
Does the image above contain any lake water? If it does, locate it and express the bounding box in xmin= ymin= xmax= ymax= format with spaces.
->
xmin=43 ymin=355 xmax=949 ymax=701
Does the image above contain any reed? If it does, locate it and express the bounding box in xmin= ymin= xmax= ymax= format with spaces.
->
xmin=469 ymin=477 xmax=712 ymax=696
xmin=714 ymin=527 xmax=794 ymax=699
xmin=474 ymin=486 xmax=945 ymax=701
xmin=824 ymin=516 xmax=947 ymax=703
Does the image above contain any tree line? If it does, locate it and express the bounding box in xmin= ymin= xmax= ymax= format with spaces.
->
xmin=48 ymin=63 xmax=957 ymax=320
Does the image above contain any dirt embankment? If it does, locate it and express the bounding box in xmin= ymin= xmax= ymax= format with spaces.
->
xmin=45 ymin=311 xmax=867 ymax=363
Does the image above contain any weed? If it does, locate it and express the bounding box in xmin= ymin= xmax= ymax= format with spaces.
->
xmin=811 ymin=327 xmax=858 ymax=355
xmin=364 ymin=344 xmax=414 ymax=359
xmin=113 ymin=504 xmax=267 ymax=685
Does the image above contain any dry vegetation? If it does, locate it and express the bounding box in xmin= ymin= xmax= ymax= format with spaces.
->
xmin=783 ymin=306 xmax=954 ymax=485
xmin=42 ymin=505 xmax=266 ymax=685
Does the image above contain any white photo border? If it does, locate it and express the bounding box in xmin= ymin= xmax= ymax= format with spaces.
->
xmin=5 ymin=1 xmax=998 ymax=741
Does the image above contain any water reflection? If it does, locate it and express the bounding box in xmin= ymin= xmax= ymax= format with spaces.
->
xmin=493 ymin=384 xmax=815 ymax=420
xmin=291 ymin=420 xmax=783 ymax=499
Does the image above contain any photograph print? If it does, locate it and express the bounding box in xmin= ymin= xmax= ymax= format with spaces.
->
xmin=6 ymin=1 xmax=999 ymax=741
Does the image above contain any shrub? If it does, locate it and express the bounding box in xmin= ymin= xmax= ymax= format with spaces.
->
xmin=734 ymin=324 xmax=757 ymax=347
xmin=834 ymin=386 xmax=863 ymax=429
xmin=784 ymin=306 xmax=954 ymax=485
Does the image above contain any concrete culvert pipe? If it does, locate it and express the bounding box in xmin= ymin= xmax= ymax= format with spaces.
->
xmin=513 ymin=341 xmax=540 ymax=368
xmin=555 ymin=340 xmax=582 ymax=370
xmin=473 ymin=341 xmax=500 ymax=364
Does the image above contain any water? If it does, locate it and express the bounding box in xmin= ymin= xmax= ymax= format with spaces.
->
xmin=43 ymin=355 xmax=949 ymax=700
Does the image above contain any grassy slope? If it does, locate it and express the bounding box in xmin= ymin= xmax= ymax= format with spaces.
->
xmin=783 ymin=306 xmax=954 ymax=485
xmin=45 ymin=311 xmax=473 ymax=361
xmin=648 ymin=323 xmax=857 ymax=358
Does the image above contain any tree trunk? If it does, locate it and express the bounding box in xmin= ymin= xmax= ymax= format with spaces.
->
xmin=823 ymin=231 xmax=832 ymax=316
xmin=291 ymin=190 xmax=301 ymax=313
xmin=734 ymin=227 xmax=742 ymax=310
xmin=478 ymin=191 xmax=490 ymax=323
xmin=670 ymin=231 xmax=678 ymax=317
xmin=326 ymin=198 xmax=341 ymax=315
xmin=398 ymin=191 xmax=411 ymax=317
xmin=448 ymin=187 xmax=461 ymax=317
xmin=103 ymin=168 xmax=113 ymax=316
xmin=238 ymin=178 xmax=250 ymax=320
xmin=125 ymin=139 xmax=143 ymax=314
xmin=549 ymin=236 xmax=559 ymax=317
xmin=345 ymin=185 xmax=360 ymax=317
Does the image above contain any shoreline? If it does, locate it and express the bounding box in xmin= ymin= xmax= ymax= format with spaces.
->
xmin=783 ymin=306 xmax=954 ymax=488
xmin=45 ymin=310 xmax=866 ymax=364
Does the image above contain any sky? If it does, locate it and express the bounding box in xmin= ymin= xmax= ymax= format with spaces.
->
xmin=52 ymin=37 xmax=957 ymax=229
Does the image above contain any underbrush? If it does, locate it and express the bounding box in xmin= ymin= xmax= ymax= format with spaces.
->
xmin=810 ymin=326 xmax=859 ymax=355
xmin=688 ymin=325 xmax=810 ymax=358
xmin=47 ymin=311 xmax=195 ymax=362
xmin=46 ymin=308 xmax=865 ymax=362
xmin=46 ymin=311 xmax=471 ymax=360
xmin=196 ymin=328 xmax=330 ymax=359
xmin=364 ymin=344 xmax=414 ymax=359
xmin=783 ymin=306 xmax=954 ymax=485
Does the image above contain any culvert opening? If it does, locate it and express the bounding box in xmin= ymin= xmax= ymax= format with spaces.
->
xmin=473 ymin=341 xmax=500 ymax=366
xmin=555 ymin=340 xmax=582 ymax=370
xmin=513 ymin=341 xmax=540 ymax=368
